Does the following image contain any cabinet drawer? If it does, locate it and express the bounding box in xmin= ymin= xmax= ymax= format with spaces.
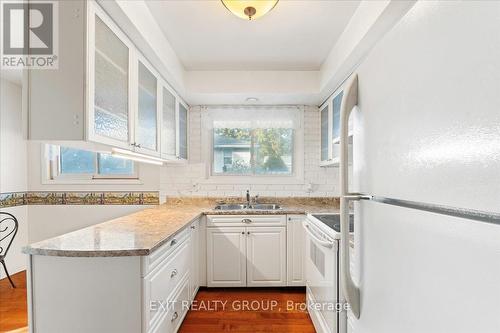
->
xmin=149 ymin=275 xmax=190 ymax=333
xmin=142 ymin=227 xmax=190 ymax=276
xmin=206 ymin=215 xmax=286 ymax=227
xmin=144 ymin=240 xmax=190 ymax=330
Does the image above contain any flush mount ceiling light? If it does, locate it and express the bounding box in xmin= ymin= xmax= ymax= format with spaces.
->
xmin=221 ymin=0 xmax=279 ymax=20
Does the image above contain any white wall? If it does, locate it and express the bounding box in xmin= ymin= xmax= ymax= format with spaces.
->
xmin=160 ymin=106 xmax=339 ymax=198
xmin=0 ymin=78 xmax=28 ymax=278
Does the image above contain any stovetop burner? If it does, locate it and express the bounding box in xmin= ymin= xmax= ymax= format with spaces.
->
xmin=311 ymin=214 xmax=354 ymax=233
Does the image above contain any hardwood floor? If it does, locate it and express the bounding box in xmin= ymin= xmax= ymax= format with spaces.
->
xmin=0 ymin=271 xmax=28 ymax=333
xmin=0 ymin=274 xmax=315 ymax=333
xmin=179 ymin=287 xmax=315 ymax=333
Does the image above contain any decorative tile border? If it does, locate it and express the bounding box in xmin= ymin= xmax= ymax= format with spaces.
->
xmin=0 ymin=192 xmax=26 ymax=208
xmin=0 ymin=191 xmax=159 ymax=208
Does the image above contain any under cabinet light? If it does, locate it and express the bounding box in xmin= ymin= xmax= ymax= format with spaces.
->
xmin=111 ymin=148 xmax=165 ymax=166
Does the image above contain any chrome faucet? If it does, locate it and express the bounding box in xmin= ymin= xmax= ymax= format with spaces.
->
xmin=246 ymin=190 xmax=250 ymax=207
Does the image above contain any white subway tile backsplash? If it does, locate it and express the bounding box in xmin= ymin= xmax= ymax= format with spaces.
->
xmin=160 ymin=105 xmax=339 ymax=198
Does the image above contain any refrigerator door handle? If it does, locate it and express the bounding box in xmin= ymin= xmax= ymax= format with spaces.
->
xmin=340 ymin=74 xmax=361 ymax=318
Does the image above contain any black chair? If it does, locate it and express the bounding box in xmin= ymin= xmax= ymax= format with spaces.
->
xmin=0 ymin=212 xmax=18 ymax=288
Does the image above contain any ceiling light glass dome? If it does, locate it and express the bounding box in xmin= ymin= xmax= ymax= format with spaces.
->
xmin=221 ymin=0 xmax=279 ymax=20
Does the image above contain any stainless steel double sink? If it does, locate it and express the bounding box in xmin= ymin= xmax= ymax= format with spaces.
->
xmin=214 ymin=203 xmax=282 ymax=211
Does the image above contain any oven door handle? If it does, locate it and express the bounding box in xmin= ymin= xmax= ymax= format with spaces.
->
xmin=302 ymin=221 xmax=334 ymax=248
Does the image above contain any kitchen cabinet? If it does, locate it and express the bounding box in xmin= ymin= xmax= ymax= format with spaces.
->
xmin=135 ymin=58 xmax=160 ymax=156
xmin=206 ymin=215 xmax=287 ymax=287
xmin=189 ymin=219 xmax=201 ymax=299
xmin=286 ymin=215 xmax=306 ymax=286
xmin=246 ymin=227 xmax=286 ymax=287
xmin=90 ymin=12 xmax=132 ymax=148
xmin=149 ymin=275 xmax=190 ymax=333
xmin=320 ymin=88 xmax=352 ymax=167
xmin=28 ymin=225 xmax=196 ymax=333
xmin=27 ymin=1 xmax=188 ymax=161
xmin=161 ymin=85 xmax=177 ymax=159
xmin=207 ymin=227 xmax=247 ymax=287
xmin=320 ymin=103 xmax=330 ymax=163
xmin=178 ymin=101 xmax=188 ymax=160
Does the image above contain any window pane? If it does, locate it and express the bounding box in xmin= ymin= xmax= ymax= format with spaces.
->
xmin=213 ymin=128 xmax=293 ymax=175
xmin=97 ymin=154 xmax=134 ymax=175
xmin=213 ymin=128 xmax=251 ymax=174
xmin=60 ymin=148 xmax=96 ymax=174
xmin=94 ymin=16 xmax=129 ymax=141
xmin=137 ymin=61 xmax=158 ymax=150
xmin=254 ymin=128 xmax=293 ymax=175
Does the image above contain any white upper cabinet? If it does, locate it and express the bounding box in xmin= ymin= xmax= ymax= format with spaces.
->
xmin=320 ymin=87 xmax=351 ymax=167
xmin=88 ymin=6 xmax=133 ymax=148
xmin=135 ymin=58 xmax=160 ymax=156
xmin=27 ymin=1 xmax=188 ymax=161
xmin=178 ymin=101 xmax=188 ymax=160
xmin=320 ymin=103 xmax=331 ymax=164
xmin=161 ymin=85 xmax=177 ymax=159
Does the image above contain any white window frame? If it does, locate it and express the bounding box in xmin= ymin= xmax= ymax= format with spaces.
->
xmin=42 ymin=144 xmax=142 ymax=185
xmin=200 ymin=107 xmax=305 ymax=185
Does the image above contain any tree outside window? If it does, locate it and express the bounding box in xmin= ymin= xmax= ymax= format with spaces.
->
xmin=213 ymin=128 xmax=293 ymax=175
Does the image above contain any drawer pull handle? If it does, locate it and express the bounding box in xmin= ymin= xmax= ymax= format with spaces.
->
xmin=242 ymin=218 xmax=252 ymax=224
xmin=171 ymin=269 xmax=178 ymax=278
xmin=170 ymin=239 xmax=177 ymax=246
xmin=171 ymin=311 xmax=178 ymax=322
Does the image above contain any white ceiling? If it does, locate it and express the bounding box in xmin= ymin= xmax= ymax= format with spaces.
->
xmin=145 ymin=0 xmax=360 ymax=71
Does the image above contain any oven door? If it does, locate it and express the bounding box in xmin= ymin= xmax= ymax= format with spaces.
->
xmin=304 ymin=220 xmax=338 ymax=333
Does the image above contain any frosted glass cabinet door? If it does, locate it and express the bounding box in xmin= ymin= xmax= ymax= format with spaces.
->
xmin=93 ymin=15 xmax=130 ymax=144
xmin=161 ymin=87 xmax=176 ymax=158
xmin=320 ymin=104 xmax=329 ymax=162
xmin=136 ymin=61 xmax=158 ymax=152
xmin=178 ymin=103 xmax=188 ymax=160
xmin=331 ymin=91 xmax=343 ymax=161
xmin=332 ymin=91 xmax=343 ymax=140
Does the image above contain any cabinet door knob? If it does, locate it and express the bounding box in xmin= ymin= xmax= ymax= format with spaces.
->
xmin=170 ymin=269 xmax=178 ymax=278
xmin=171 ymin=311 xmax=178 ymax=322
xmin=241 ymin=231 xmax=245 ymax=235
xmin=247 ymin=231 xmax=250 ymax=235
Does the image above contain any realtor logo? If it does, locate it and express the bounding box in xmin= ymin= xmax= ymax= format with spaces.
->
xmin=1 ymin=1 xmax=58 ymax=69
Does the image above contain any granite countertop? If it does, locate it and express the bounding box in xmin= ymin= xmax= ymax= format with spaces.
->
xmin=23 ymin=197 xmax=340 ymax=257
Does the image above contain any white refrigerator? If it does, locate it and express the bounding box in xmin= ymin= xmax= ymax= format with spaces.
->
xmin=339 ymin=2 xmax=500 ymax=333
